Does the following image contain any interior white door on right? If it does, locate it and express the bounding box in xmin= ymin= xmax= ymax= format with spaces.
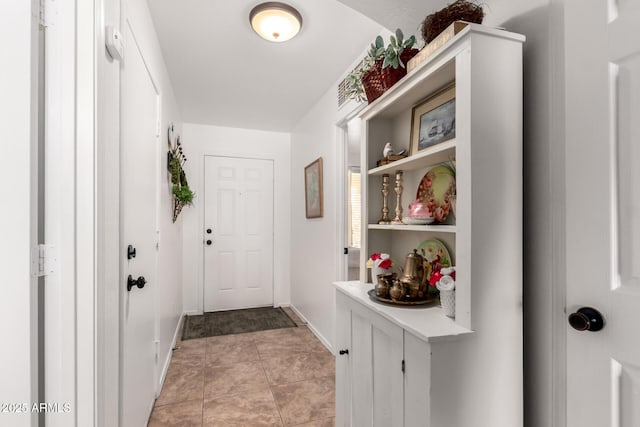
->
xmin=565 ymin=1 xmax=640 ymax=425
xmin=203 ymin=156 xmax=274 ymax=312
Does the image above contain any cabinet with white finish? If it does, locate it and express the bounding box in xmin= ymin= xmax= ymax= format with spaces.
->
xmin=336 ymin=24 xmax=524 ymax=427
xmin=335 ymin=290 xmax=431 ymax=427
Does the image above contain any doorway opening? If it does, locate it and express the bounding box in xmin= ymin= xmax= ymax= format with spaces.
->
xmin=337 ymin=116 xmax=363 ymax=282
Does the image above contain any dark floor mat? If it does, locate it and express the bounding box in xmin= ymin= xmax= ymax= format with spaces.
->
xmin=181 ymin=307 xmax=297 ymax=340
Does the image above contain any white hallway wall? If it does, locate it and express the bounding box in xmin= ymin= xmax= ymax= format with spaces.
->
xmin=181 ymin=124 xmax=291 ymax=314
xmin=0 ymin=2 xmax=37 ymax=426
xmin=289 ymin=94 xmax=373 ymax=348
xmin=289 ymin=6 xmax=561 ymax=427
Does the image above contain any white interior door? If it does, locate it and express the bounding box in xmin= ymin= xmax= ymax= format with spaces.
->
xmin=565 ymin=1 xmax=640 ymax=425
xmin=120 ymin=21 xmax=159 ymax=427
xmin=204 ymin=156 xmax=274 ymax=312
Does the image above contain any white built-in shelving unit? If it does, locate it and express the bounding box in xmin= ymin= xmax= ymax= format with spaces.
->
xmin=334 ymin=24 xmax=525 ymax=427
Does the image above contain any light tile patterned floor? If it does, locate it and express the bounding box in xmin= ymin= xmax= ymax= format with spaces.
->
xmin=148 ymin=309 xmax=335 ymax=427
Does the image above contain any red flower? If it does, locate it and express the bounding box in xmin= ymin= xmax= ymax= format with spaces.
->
xmin=429 ymin=271 xmax=442 ymax=286
xmin=378 ymin=259 xmax=392 ymax=269
xmin=370 ymin=253 xmax=382 ymax=261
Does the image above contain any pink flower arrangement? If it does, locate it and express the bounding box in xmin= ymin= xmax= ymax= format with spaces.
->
xmin=367 ymin=253 xmax=392 ymax=270
xmin=428 ymin=263 xmax=456 ymax=287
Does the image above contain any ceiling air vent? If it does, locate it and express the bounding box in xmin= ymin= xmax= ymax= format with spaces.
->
xmin=338 ymin=59 xmax=365 ymax=107
xmin=338 ymin=78 xmax=348 ymax=107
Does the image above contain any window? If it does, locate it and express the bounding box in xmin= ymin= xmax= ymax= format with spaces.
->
xmin=348 ymin=168 xmax=361 ymax=248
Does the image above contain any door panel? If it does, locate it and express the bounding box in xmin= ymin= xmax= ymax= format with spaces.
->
xmin=348 ymin=300 xmax=404 ymax=427
xmin=335 ymin=293 xmax=352 ymax=427
xmin=204 ymin=156 xmax=274 ymax=311
xmin=370 ymin=318 xmax=403 ymax=427
xmin=404 ymin=331 xmax=431 ymax=427
xmin=565 ymin=1 xmax=640 ymax=425
xmin=120 ymin=21 xmax=158 ymax=427
xmin=350 ymin=311 xmax=373 ymax=427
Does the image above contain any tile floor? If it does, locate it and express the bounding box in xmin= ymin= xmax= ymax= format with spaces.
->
xmin=148 ymin=308 xmax=335 ymax=426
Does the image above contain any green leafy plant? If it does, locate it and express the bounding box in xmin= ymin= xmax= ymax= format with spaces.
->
xmin=368 ymin=35 xmax=386 ymax=62
xmin=169 ymin=155 xmax=182 ymax=184
xmin=344 ymin=35 xmax=385 ymax=103
xmin=345 ymin=65 xmax=367 ymax=103
xmin=172 ymin=184 xmax=195 ymax=205
xmin=383 ymin=29 xmax=417 ymax=69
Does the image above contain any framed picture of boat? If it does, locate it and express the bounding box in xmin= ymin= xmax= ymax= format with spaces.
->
xmin=410 ymin=84 xmax=456 ymax=153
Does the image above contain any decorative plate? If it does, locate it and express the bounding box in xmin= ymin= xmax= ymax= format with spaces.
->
xmin=416 ymin=239 xmax=452 ymax=283
xmin=416 ymin=165 xmax=456 ymax=223
xmin=367 ymin=289 xmax=434 ymax=306
xmin=404 ymin=217 xmax=435 ymax=225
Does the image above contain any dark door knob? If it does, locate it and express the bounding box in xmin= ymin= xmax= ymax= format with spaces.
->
xmin=206 ymin=228 xmax=212 ymax=234
xmin=127 ymin=275 xmax=147 ymax=292
xmin=339 ymin=349 xmax=349 ymax=355
xmin=127 ymin=245 xmax=136 ymax=260
xmin=206 ymin=240 xmax=212 ymax=245
xmin=568 ymin=307 xmax=605 ymax=332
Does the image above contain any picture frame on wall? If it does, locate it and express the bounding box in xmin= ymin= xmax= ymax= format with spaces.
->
xmin=410 ymin=84 xmax=456 ymax=154
xmin=304 ymin=157 xmax=324 ymax=218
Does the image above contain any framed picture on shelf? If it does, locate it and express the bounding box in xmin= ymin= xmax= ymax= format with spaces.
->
xmin=410 ymin=84 xmax=456 ymax=154
xmin=304 ymin=157 xmax=324 ymax=218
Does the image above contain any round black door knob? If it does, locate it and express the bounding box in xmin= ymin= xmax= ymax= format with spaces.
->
xmin=127 ymin=275 xmax=147 ymax=292
xmin=568 ymin=307 xmax=605 ymax=332
xmin=136 ymin=276 xmax=146 ymax=289
xmin=206 ymin=228 xmax=212 ymax=234
xmin=339 ymin=349 xmax=349 ymax=355
xmin=206 ymin=240 xmax=212 ymax=245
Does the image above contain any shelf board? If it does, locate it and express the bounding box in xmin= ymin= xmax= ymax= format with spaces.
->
xmin=369 ymin=139 xmax=455 ymax=175
xmin=368 ymin=223 xmax=456 ymax=233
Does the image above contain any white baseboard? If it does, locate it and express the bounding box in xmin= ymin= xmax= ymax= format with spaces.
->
xmin=156 ymin=312 xmax=186 ymax=397
xmin=183 ymin=309 xmax=203 ymax=316
xmin=287 ymin=304 xmax=334 ymax=354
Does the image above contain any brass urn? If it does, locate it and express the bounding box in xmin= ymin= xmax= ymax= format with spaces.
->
xmin=399 ymin=249 xmax=425 ymax=300
xmin=375 ymin=272 xmax=395 ymax=299
xmin=389 ymin=279 xmax=404 ymax=302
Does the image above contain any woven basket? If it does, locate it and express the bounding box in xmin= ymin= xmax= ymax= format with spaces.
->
xmin=422 ymin=0 xmax=484 ymax=44
xmin=361 ymin=60 xmax=385 ymax=103
xmin=380 ymin=48 xmax=420 ymax=90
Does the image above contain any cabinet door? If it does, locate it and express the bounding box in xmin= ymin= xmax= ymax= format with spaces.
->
xmin=335 ymin=293 xmax=352 ymax=427
xmin=404 ymin=331 xmax=431 ymax=427
xmin=349 ymin=300 xmax=404 ymax=427
xmin=371 ymin=317 xmax=404 ymax=426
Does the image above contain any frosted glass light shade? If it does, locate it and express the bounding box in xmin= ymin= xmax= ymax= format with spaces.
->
xmin=250 ymin=2 xmax=302 ymax=42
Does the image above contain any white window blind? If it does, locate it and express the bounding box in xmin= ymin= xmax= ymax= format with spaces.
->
xmin=348 ymin=170 xmax=361 ymax=248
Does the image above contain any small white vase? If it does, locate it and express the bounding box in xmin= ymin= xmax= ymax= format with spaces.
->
xmin=371 ymin=266 xmax=387 ymax=283
xmin=440 ymin=289 xmax=455 ymax=318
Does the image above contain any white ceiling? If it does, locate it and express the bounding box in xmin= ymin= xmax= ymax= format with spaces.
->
xmin=147 ymin=0 xmax=384 ymax=132
xmin=337 ymin=0 xmax=448 ymax=37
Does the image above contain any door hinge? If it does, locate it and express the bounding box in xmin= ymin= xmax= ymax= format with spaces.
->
xmin=31 ymin=244 xmax=57 ymax=277
xmin=154 ymin=340 xmax=160 ymax=362
xmin=401 ymin=359 xmax=405 ymax=373
xmin=344 ymin=247 xmax=349 ymax=255
xmin=39 ymin=0 xmax=56 ymax=27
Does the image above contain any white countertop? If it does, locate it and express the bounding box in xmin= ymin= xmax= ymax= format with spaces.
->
xmin=334 ymin=281 xmax=473 ymax=343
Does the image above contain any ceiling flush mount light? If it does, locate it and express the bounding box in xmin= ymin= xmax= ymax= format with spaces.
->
xmin=250 ymin=2 xmax=303 ymax=42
